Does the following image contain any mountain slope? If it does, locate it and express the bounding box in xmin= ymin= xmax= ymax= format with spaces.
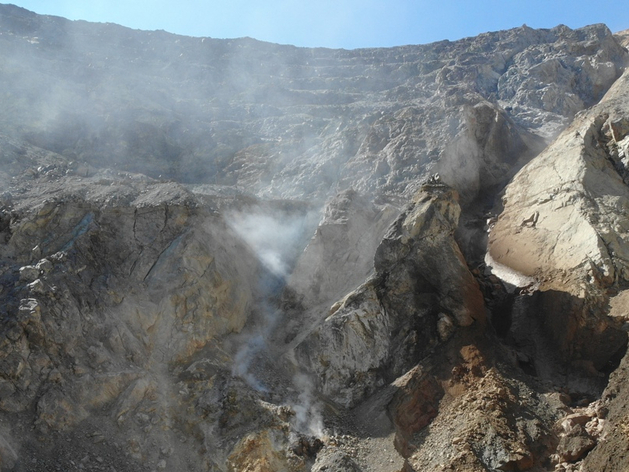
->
xmin=1 ymin=4 xmax=629 ymax=472
xmin=0 ymin=4 xmax=626 ymax=202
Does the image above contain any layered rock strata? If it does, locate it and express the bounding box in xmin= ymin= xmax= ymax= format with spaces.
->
xmin=1 ymin=5 xmax=629 ymax=472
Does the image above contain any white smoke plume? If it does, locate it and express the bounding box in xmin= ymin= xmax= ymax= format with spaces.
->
xmin=227 ymin=205 xmax=321 ymax=395
xmin=227 ymin=208 xmax=317 ymax=279
xmin=231 ymin=334 xmax=269 ymax=392
xmin=291 ymin=373 xmax=324 ymax=438
xmin=226 ymin=206 xmax=327 ymax=440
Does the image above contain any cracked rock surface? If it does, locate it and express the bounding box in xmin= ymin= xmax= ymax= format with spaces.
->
xmin=2 ymin=5 xmax=629 ymax=472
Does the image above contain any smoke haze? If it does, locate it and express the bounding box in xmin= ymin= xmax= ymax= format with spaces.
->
xmin=227 ymin=210 xmax=316 ymax=280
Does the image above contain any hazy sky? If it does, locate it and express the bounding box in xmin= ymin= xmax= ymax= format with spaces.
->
xmin=7 ymin=0 xmax=629 ymax=49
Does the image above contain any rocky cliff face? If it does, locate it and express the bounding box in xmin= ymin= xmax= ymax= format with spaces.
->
xmin=488 ymin=63 xmax=629 ymax=471
xmin=0 ymin=5 xmax=626 ymax=203
xmin=295 ymin=183 xmax=485 ymax=407
xmin=1 ymin=4 xmax=629 ymax=472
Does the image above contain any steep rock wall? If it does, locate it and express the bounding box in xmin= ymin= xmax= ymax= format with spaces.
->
xmin=294 ymin=184 xmax=485 ymax=407
xmin=0 ymin=169 xmax=271 ymax=471
xmin=488 ymin=69 xmax=629 ymax=372
xmin=0 ymin=5 xmax=626 ymax=203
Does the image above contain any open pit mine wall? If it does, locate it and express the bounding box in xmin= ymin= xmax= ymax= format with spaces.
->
xmin=2 ymin=3 xmax=629 ymax=471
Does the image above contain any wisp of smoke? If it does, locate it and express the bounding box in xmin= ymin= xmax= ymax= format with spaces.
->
xmin=226 ymin=206 xmax=327 ymax=432
xmin=227 ymin=206 xmax=318 ymax=390
xmin=227 ymin=210 xmax=309 ymax=279
xmin=291 ymin=373 xmax=324 ymax=438
xmin=231 ymin=334 xmax=269 ymax=392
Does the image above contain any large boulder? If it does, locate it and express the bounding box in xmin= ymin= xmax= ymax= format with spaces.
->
xmin=488 ymin=70 xmax=629 ymax=371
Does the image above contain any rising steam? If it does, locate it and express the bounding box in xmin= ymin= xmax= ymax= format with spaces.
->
xmin=291 ymin=373 xmax=324 ymax=438
xmin=227 ymin=209 xmax=316 ymax=280
xmin=226 ymin=204 xmax=326 ymax=429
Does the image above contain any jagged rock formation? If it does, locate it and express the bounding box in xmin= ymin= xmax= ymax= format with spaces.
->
xmin=294 ymin=184 xmax=484 ymax=407
xmin=284 ymin=189 xmax=399 ymax=320
xmin=488 ymin=64 xmax=629 ymax=472
xmin=1 ymin=4 xmax=629 ymax=472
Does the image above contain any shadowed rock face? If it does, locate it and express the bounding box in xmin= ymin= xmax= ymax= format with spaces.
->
xmin=2 ymin=4 xmax=629 ymax=472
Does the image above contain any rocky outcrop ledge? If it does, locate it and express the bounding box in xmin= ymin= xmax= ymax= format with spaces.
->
xmin=295 ymin=183 xmax=485 ymax=407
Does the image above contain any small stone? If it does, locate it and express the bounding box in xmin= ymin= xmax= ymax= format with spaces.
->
xmin=610 ymin=117 xmax=629 ymax=142
xmin=18 ymin=298 xmax=41 ymax=320
xmin=31 ymin=245 xmax=42 ymax=260
xmin=28 ymin=279 xmax=46 ymax=294
xmin=438 ymin=312 xmax=456 ymax=341
xmin=556 ymin=426 xmax=596 ymax=462
xmin=5 ymin=325 xmax=24 ymax=341
xmin=36 ymin=259 xmax=53 ymax=273
xmin=19 ymin=265 xmax=40 ymax=282
xmin=560 ymin=412 xmax=594 ymax=432
xmin=48 ymin=369 xmax=63 ymax=383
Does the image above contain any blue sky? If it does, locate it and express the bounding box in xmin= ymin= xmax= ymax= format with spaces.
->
xmin=6 ymin=0 xmax=629 ymax=49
